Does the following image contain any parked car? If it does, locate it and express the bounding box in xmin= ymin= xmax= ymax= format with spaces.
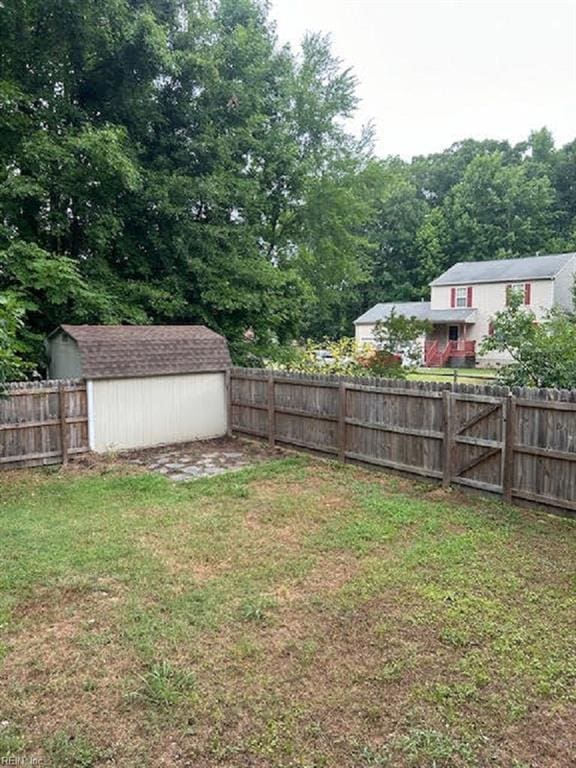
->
xmin=314 ymin=349 xmax=335 ymax=364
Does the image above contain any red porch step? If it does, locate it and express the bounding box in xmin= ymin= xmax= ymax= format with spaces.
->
xmin=424 ymin=340 xmax=476 ymax=368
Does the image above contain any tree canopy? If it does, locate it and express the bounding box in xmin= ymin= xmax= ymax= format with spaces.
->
xmin=1 ymin=1 xmax=575 ymax=377
xmin=1 ymin=0 xmax=379 ymax=367
xmin=480 ymin=289 xmax=576 ymax=388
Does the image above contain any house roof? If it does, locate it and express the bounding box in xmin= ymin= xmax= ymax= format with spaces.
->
xmin=354 ymin=302 xmax=476 ymax=325
xmin=52 ymin=325 xmax=231 ymax=380
xmin=430 ymin=252 xmax=576 ymax=287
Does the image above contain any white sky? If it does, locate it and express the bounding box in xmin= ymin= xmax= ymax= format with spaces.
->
xmin=270 ymin=0 xmax=576 ymax=159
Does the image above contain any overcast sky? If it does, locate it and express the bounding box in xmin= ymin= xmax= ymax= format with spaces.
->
xmin=270 ymin=0 xmax=576 ymax=159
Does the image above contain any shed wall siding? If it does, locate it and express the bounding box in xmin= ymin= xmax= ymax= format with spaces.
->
xmin=48 ymin=335 xmax=84 ymax=379
xmin=90 ymin=373 xmax=227 ymax=452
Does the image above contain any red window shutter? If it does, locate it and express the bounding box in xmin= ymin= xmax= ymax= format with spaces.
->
xmin=467 ymin=286 xmax=473 ymax=307
xmin=450 ymin=288 xmax=456 ymax=308
xmin=524 ymin=283 xmax=531 ymax=305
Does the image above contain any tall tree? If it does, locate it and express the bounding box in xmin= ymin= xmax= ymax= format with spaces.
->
xmin=0 ymin=0 xmax=373 ymax=366
xmin=363 ymin=158 xmax=427 ymax=303
xmin=441 ymin=152 xmax=556 ymax=261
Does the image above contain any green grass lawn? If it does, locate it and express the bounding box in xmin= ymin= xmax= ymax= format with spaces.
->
xmin=408 ymin=367 xmax=498 ymax=384
xmin=1 ymin=452 xmax=575 ymax=767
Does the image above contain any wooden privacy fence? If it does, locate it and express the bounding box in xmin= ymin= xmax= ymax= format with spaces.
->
xmin=230 ymin=368 xmax=576 ymax=513
xmin=0 ymin=380 xmax=89 ymax=469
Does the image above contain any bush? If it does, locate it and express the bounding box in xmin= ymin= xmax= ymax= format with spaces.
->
xmin=0 ymin=294 xmax=30 ymax=386
xmin=372 ymin=309 xmax=431 ymax=369
xmin=266 ymin=337 xmax=407 ymax=378
xmin=481 ymin=289 xmax=576 ymax=388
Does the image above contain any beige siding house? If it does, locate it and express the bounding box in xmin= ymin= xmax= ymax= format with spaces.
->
xmin=355 ymin=252 xmax=576 ymax=367
xmin=46 ymin=325 xmax=231 ymax=451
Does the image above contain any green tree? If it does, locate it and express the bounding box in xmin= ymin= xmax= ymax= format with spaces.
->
xmin=411 ymin=138 xmax=520 ymax=204
xmin=0 ymin=294 xmax=30 ymax=385
xmin=552 ymin=139 xmax=576 ymax=249
xmin=363 ymin=158 xmax=428 ymax=303
xmin=414 ymin=207 xmax=450 ymax=293
xmin=372 ymin=309 xmax=431 ymax=369
xmin=0 ymin=0 xmax=373 ymax=367
xmin=443 ymin=152 xmax=556 ymax=262
xmin=481 ymin=289 xmax=576 ymax=388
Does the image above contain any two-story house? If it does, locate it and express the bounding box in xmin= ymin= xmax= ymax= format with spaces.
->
xmin=354 ymin=251 xmax=576 ymax=367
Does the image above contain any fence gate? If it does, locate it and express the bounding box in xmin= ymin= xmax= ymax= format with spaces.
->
xmin=445 ymin=392 xmax=508 ymax=495
xmin=231 ymin=368 xmax=576 ymax=513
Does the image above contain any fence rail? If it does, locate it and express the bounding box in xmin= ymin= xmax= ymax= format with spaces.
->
xmin=0 ymin=380 xmax=89 ymax=469
xmin=3 ymin=370 xmax=576 ymax=513
xmin=231 ymin=368 xmax=576 ymax=513
xmin=410 ymin=369 xmax=498 ymax=384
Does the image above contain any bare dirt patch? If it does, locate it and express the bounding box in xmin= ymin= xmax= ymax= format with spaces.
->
xmin=492 ymin=703 xmax=576 ymax=768
xmin=0 ymin=582 xmax=146 ymax=763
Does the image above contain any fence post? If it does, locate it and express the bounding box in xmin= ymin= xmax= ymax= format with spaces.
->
xmin=442 ymin=389 xmax=453 ymax=487
xmin=225 ymin=369 xmax=233 ymax=437
xmin=267 ymin=371 xmax=275 ymax=447
xmin=338 ymin=382 xmax=347 ymax=462
xmin=502 ymin=393 xmax=516 ymax=503
xmin=58 ymin=381 xmax=69 ymax=466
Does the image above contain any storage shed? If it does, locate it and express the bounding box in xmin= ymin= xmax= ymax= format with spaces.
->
xmin=46 ymin=325 xmax=231 ymax=452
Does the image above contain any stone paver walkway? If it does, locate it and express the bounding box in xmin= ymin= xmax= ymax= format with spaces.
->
xmin=122 ymin=437 xmax=282 ymax=482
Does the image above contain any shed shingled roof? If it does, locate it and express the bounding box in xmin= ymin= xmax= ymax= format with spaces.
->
xmin=430 ymin=252 xmax=576 ymax=286
xmin=54 ymin=325 xmax=231 ymax=380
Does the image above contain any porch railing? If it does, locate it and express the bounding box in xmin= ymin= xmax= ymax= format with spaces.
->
xmin=424 ymin=340 xmax=476 ymax=367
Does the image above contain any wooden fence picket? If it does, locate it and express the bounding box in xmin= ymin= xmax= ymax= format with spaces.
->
xmin=0 ymin=380 xmax=89 ymax=469
xmin=230 ymin=367 xmax=576 ymax=513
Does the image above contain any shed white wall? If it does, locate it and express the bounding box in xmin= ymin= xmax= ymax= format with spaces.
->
xmin=89 ymin=372 xmax=227 ymax=452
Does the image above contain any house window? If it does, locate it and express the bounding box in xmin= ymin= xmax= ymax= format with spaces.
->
xmin=451 ymin=286 xmax=473 ymax=308
xmin=506 ymin=283 xmax=531 ymax=306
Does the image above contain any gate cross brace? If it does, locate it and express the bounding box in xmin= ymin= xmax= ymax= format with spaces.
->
xmin=456 ymin=402 xmax=501 ymax=435
xmin=457 ymin=446 xmax=501 ymax=477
